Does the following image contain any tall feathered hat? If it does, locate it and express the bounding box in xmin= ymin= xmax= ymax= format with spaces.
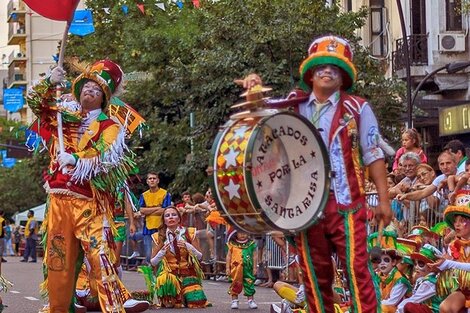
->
xmin=299 ymin=35 xmax=357 ymax=92
xmin=72 ymin=59 xmax=124 ymax=107
xmin=444 ymin=190 xmax=470 ymax=228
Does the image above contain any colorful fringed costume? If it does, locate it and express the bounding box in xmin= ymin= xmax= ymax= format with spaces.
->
xmin=151 ymin=226 xmax=209 ymax=308
xmin=27 ymin=60 xmax=139 ymax=313
xmin=226 ymin=237 xmax=257 ymax=298
xmin=436 ymin=191 xmax=470 ymax=308
xmin=379 ymin=267 xmax=411 ymax=313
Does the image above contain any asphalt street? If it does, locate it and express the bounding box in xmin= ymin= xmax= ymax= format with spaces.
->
xmin=1 ymin=256 xmax=281 ymax=312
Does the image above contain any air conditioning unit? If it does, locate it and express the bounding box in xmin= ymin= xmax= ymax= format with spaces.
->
xmin=438 ymin=33 xmax=466 ymax=52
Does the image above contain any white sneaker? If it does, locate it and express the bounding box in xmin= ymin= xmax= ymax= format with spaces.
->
xmin=74 ymin=303 xmax=87 ymax=313
xmin=231 ymin=299 xmax=239 ymax=309
xmin=123 ymin=299 xmax=150 ymax=312
xmin=247 ymin=299 xmax=258 ymax=309
xmin=128 ymin=251 xmax=140 ymax=259
xmin=295 ymin=284 xmax=305 ymax=304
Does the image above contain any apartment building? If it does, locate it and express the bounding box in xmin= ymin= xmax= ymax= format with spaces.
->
xmin=3 ymin=0 xmax=69 ymax=124
xmin=339 ymin=0 xmax=470 ymax=159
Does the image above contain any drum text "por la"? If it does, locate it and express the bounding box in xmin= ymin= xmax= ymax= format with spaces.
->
xmin=268 ymin=155 xmax=307 ymax=183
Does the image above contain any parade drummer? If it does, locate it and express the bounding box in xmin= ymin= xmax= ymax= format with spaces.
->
xmin=241 ymin=34 xmax=392 ymax=313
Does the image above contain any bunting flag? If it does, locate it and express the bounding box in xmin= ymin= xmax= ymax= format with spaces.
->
xmin=23 ymin=0 xmax=80 ymax=21
xmin=156 ymin=3 xmax=165 ymax=10
xmin=103 ymin=8 xmax=111 ymax=14
xmin=69 ymin=10 xmax=95 ymax=37
xmin=176 ymin=1 xmax=183 ymax=9
xmin=137 ymin=4 xmax=145 ymax=14
xmin=192 ymin=0 xmax=200 ymax=8
xmin=122 ymin=5 xmax=129 ymax=15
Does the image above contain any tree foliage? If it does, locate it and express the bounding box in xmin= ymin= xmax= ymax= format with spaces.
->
xmin=0 ymin=153 xmax=48 ymax=217
xmin=64 ymin=0 xmax=404 ymax=197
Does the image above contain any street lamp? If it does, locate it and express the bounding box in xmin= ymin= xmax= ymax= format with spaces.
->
xmin=410 ymin=61 xmax=470 ymax=127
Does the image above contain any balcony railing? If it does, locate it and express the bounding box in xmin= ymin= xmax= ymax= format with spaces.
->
xmin=8 ymin=50 xmax=26 ymax=65
xmin=7 ymin=0 xmax=26 ymax=22
xmin=392 ymin=34 xmax=428 ymax=73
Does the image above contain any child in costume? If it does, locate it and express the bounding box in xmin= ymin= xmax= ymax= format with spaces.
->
xmin=226 ymin=229 xmax=258 ymax=309
xmin=396 ymin=244 xmax=443 ymax=313
xmin=150 ymin=206 xmax=209 ymax=308
xmin=436 ymin=192 xmax=470 ymax=313
xmin=369 ymin=231 xmax=411 ymax=313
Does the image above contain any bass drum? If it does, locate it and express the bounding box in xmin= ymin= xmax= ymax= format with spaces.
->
xmin=210 ymin=111 xmax=330 ymax=234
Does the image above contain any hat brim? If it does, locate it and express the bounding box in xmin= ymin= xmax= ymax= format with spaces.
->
xmin=299 ymin=53 xmax=357 ymax=92
xmin=410 ymin=252 xmax=433 ymax=264
xmin=382 ymin=249 xmax=401 ymax=259
xmin=444 ymin=205 xmax=470 ymax=229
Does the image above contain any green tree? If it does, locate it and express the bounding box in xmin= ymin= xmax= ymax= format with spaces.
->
xmin=0 ymin=153 xmax=48 ymax=217
xmin=66 ymin=0 xmax=404 ymax=196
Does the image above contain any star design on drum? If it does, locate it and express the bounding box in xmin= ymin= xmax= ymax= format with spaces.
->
xmin=224 ymin=178 xmax=241 ymax=200
xmin=224 ymin=147 xmax=239 ymax=169
xmin=233 ymin=125 xmax=250 ymax=139
xmin=310 ymin=151 xmax=316 ymax=158
xmin=257 ymin=180 xmax=262 ymax=189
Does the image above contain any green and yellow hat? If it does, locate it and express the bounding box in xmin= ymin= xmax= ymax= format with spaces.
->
xmin=299 ymin=35 xmax=357 ymax=92
xmin=72 ymin=59 xmax=124 ymax=107
xmin=410 ymin=244 xmax=441 ymax=264
xmin=368 ymin=230 xmax=398 ymax=254
xmin=444 ymin=191 xmax=470 ymax=229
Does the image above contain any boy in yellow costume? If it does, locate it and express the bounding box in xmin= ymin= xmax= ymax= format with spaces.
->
xmin=226 ymin=229 xmax=258 ymax=310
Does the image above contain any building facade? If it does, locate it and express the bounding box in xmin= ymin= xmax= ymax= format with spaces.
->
xmin=339 ymin=0 xmax=470 ymax=162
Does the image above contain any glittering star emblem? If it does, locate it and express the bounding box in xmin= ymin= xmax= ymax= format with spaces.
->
xmin=233 ymin=125 xmax=250 ymax=139
xmin=224 ymin=179 xmax=240 ymax=200
xmin=224 ymin=147 xmax=239 ymax=169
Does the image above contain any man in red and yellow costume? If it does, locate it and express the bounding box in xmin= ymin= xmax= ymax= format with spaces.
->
xmin=27 ymin=60 xmax=146 ymax=313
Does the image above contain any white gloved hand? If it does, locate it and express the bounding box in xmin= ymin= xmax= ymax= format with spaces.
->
xmin=50 ymin=66 xmax=66 ymax=85
xmin=150 ymin=248 xmax=167 ymax=266
xmin=58 ymin=152 xmax=77 ymax=170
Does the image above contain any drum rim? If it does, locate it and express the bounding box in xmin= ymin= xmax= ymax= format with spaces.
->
xmin=244 ymin=111 xmax=331 ymax=232
xmin=209 ymin=118 xmax=263 ymax=234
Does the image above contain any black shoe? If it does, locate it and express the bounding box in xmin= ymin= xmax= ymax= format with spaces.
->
xmin=29 ymin=260 xmax=37 ymax=263
xmin=1 ymin=258 xmax=7 ymax=263
xmin=20 ymin=259 xmax=27 ymax=262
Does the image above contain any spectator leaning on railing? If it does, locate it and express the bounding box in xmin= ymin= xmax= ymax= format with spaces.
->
xmin=388 ymin=152 xmax=421 ymax=199
xmin=397 ymin=151 xmax=457 ymax=208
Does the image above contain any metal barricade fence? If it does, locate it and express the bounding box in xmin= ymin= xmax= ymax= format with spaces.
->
xmin=365 ymin=192 xmax=445 ymax=239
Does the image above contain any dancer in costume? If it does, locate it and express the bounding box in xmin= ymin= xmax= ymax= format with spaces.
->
xmin=242 ymin=34 xmax=391 ymax=313
xmin=435 ymin=192 xmax=470 ymax=313
xmin=369 ymin=231 xmax=411 ymax=313
xmin=226 ymin=229 xmax=258 ymax=310
xmin=27 ymin=60 xmax=144 ymax=313
xmin=396 ymin=244 xmax=443 ymax=313
xmin=150 ymin=206 xmax=209 ymax=308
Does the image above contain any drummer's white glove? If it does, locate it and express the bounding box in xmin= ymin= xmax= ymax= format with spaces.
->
xmin=150 ymin=249 xmax=167 ymax=266
xmin=295 ymin=284 xmax=305 ymax=304
xmin=185 ymin=242 xmax=203 ymax=260
xmin=50 ymin=66 xmax=66 ymax=85
xmin=58 ymin=152 xmax=77 ymax=170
